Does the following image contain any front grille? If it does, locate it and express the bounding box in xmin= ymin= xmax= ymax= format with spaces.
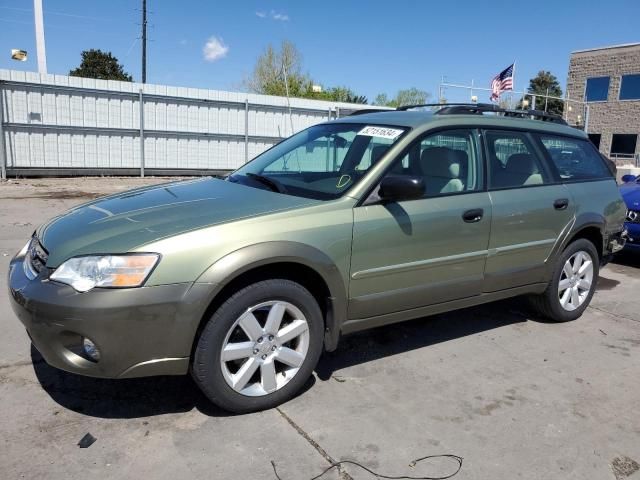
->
xmin=626 ymin=210 xmax=640 ymax=223
xmin=23 ymin=237 xmax=49 ymax=280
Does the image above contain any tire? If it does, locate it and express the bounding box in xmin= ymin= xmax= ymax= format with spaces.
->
xmin=192 ymin=279 xmax=324 ymax=413
xmin=530 ymin=238 xmax=599 ymax=322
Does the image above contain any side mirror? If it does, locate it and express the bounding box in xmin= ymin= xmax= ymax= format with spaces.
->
xmin=621 ymin=174 xmax=637 ymax=183
xmin=379 ymin=175 xmax=424 ymax=201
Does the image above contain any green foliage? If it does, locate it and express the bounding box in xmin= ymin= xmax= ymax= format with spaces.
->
xmin=69 ymin=49 xmax=132 ymax=82
xmin=306 ymin=86 xmax=368 ymax=104
xmin=245 ymin=40 xmax=367 ymax=104
xmin=245 ymin=40 xmax=310 ymax=96
xmin=373 ymin=88 xmax=430 ymax=107
xmin=518 ymin=70 xmax=564 ymax=115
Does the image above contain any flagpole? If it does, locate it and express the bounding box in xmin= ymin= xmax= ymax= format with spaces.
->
xmin=511 ymin=60 xmax=516 ymax=109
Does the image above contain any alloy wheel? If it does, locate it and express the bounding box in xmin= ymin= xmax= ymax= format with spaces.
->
xmin=558 ymin=250 xmax=594 ymax=311
xmin=220 ymin=301 xmax=310 ymax=396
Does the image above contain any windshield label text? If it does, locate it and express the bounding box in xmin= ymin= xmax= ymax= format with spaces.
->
xmin=357 ymin=126 xmax=403 ymax=140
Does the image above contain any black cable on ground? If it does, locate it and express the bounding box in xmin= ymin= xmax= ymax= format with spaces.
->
xmin=270 ymin=453 xmax=463 ymax=480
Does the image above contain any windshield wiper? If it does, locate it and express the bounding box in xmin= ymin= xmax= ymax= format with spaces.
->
xmin=245 ymin=173 xmax=286 ymax=193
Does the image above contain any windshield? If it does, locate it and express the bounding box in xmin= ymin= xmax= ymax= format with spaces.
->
xmin=229 ymin=123 xmax=407 ymax=200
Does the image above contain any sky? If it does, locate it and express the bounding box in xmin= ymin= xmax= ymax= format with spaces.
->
xmin=1 ymin=0 xmax=640 ymax=103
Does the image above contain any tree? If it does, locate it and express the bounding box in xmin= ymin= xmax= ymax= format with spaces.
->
xmin=245 ymin=40 xmax=368 ymax=103
xmin=374 ymin=93 xmax=390 ymax=106
xmin=308 ymin=86 xmax=367 ymax=104
xmin=245 ymin=40 xmax=311 ymax=97
xmin=373 ymin=88 xmax=430 ymax=107
xmin=518 ymin=70 xmax=564 ymax=115
xmin=69 ymin=49 xmax=132 ymax=81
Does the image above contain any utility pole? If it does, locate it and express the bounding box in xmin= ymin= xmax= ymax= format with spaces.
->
xmin=33 ymin=0 xmax=47 ymax=74
xmin=141 ymin=0 xmax=147 ymax=83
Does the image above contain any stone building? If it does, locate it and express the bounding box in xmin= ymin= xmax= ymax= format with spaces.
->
xmin=566 ymin=43 xmax=640 ymax=164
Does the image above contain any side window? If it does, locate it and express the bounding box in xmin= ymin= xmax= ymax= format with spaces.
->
xmin=486 ymin=131 xmax=549 ymax=189
xmin=538 ymin=135 xmax=612 ymax=181
xmin=388 ymin=129 xmax=480 ymax=197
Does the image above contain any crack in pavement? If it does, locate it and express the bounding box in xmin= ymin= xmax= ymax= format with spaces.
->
xmin=0 ymin=359 xmax=42 ymax=371
xmin=588 ymin=305 xmax=639 ymax=324
xmin=276 ymin=407 xmax=354 ymax=480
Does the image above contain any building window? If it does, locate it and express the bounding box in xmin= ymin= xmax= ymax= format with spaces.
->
xmin=588 ymin=134 xmax=601 ymax=149
xmin=585 ymin=76 xmax=610 ymax=102
xmin=611 ymin=134 xmax=638 ymax=155
xmin=619 ymin=74 xmax=640 ymax=100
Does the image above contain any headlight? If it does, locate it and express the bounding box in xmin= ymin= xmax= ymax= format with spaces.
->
xmin=17 ymin=238 xmax=32 ymax=257
xmin=50 ymin=254 xmax=159 ymax=292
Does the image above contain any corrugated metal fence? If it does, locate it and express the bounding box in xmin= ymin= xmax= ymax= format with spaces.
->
xmin=0 ymin=69 xmax=377 ymax=178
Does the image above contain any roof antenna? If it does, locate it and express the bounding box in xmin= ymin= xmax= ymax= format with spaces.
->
xmin=281 ymin=62 xmax=295 ymax=137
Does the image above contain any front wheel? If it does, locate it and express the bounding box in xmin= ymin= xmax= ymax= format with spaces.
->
xmin=530 ymin=238 xmax=599 ymax=322
xmin=192 ymin=279 xmax=324 ymax=413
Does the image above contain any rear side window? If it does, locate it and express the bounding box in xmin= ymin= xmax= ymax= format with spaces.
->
xmin=538 ymin=135 xmax=612 ymax=181
xmin=485 ymin=131 xmax=549 ymax=189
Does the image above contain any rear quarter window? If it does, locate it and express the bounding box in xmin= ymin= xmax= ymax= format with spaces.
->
xmin=537 ymin=135 xmax=612 ymax=181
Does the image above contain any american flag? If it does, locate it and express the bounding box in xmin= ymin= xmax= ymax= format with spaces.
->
xmin=490 ymin=64 xmax=514 ymax=101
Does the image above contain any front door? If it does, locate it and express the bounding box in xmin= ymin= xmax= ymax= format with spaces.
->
xmin=349 ymin=129 xmax=492 ymax=319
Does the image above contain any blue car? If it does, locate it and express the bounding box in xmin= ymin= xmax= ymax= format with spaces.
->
xmin=620 ymin=174 xmax=640 ymax=251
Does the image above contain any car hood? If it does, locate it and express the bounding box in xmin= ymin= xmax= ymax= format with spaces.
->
xmin=37 ymin=177 xmax=319 ymax=267
xmin=619 ymin=182 xmax=640 ymax=210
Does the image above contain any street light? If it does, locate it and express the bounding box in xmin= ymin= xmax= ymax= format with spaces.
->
xmin=11 ymin=49 xmax=28 ymax=61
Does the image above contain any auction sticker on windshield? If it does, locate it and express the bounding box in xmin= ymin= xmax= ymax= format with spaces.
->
xmin=357 ymin=126 xmax=404 ymax=140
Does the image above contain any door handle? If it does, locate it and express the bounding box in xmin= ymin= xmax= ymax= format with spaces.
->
xmin=554 ymin=198 xmax=569 ymax=210
xmin=462 ymin=208 xmax=484 ymax=223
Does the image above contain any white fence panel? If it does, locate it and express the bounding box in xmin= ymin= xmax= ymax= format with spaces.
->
xmin=0 ymin=69 xmax=379 ymax=177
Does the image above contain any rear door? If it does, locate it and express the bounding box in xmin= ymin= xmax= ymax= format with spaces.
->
xmin=483 ymin=129 xmax=575 ymax=292
xmin=349 ymin=129 xmax=492 ymax=319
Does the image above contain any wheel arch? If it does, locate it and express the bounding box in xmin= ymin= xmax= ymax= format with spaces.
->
xmin=566 ymin=225 xmax=604 ymax=260
xmin=191 ymin=242 xmax=348 ymax=356
xmin=544 ymin=214 xmax=605 ymax=280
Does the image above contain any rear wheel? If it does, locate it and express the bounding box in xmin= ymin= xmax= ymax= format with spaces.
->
xmin=192 ymin=279 xmax=323 ymax=413
xmin=530 ymin=238 xmax=599 ymax=322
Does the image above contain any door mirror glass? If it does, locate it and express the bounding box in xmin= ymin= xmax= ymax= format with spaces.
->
xmin=379 ymin=175 xmax=425 ymax=201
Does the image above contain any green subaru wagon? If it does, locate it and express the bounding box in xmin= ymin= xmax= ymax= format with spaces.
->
xmin=9 ymin=104 xmax=626 ymax=413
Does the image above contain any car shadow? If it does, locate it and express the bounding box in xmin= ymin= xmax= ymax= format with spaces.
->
xmin=316 ymin=298 xmax=530 ymax=380
xmin=612 ymin=251 xmax=640 ymax=269
xmin=31 ymin=344 xmax=315 ymax=419
xmin=32 ymin=297 xmax=532 ymax=418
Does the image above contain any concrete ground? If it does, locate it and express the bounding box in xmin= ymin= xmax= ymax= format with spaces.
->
xmin=1 ymin=178 xmax=639 ymax=480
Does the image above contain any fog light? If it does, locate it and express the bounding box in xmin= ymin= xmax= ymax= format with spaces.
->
xmin=82 ymin=337 xmax=100 ymax=362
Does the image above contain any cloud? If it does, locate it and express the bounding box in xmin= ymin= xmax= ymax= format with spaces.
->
xmin=270 ymin=10 xmax=289 ymax=21
xmin=203 ymin=36 xmax=229 ymax=62
xmin=256 ymin=10 xmax=289 ymax=21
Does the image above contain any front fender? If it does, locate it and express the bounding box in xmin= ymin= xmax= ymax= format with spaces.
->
xmin=194 ymin=241 xmax=348 ymax=351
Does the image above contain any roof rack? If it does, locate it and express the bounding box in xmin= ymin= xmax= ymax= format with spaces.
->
xmin=398 ymin=102 xmax=568 ymax=125
xmin=501 ymin=109 xmax=567 ymax=125
xmin=349 ymin=103 xmax=568 ymax=125
xmin=396 ymin=103 xmax=492 ymax=111
xmin=347 ymin=108 xmax=394 ymax=116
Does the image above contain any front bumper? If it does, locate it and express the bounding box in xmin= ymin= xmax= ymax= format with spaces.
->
xmin=8 ymin=254 xmax=212 ymax=378
xmin=622 ymin=222 xmax=640 ymax=251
